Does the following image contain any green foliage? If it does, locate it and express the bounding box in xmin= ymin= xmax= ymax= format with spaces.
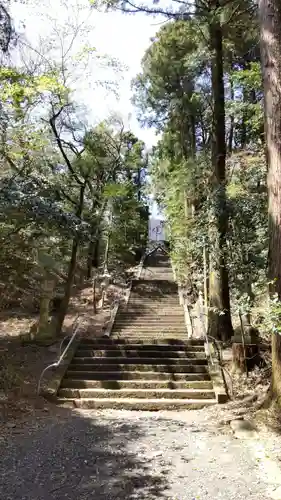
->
xmin=0 ymin=6 xmax=148 ymax=315
xmin=131 ymin=2 xmax=267 ymax=331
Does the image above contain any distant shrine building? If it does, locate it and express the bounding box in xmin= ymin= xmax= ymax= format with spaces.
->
xmin=148 ymin=218 xmax=166 ymax=241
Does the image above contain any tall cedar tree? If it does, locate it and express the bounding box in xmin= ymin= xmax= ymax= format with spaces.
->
xmin=259 ymin=0 xmax=281 ymax=403
xmin=113 ymin=0 xmax=236 ymax=339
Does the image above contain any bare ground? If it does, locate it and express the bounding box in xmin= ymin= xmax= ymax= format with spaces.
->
xmin=1 ymin=283 xmax=281 ymax=499
xmin=1 ymin=407 xmax=281 ymax=500
xmin=0 ymin=283 xmax=123 ymax=427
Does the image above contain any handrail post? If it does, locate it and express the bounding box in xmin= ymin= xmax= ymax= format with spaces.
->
xmin=37 ymin=314 xmax=81 ymax=396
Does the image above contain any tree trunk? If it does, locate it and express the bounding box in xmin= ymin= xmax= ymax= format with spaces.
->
xmin=86 ymin=237 xmax=100 ymax=279
xmin=241 ymin=76 xmax=247 ymax=148
xmin=54 ymin=182 xmax=86 ymax=335
xmin=232 ymin=343 xmax=260 ymax=374
xmin=259 ymin=0 xmax=281 ymax=403
xmin=228 ymin=60 xmax=234 ymax=154
xmin=208 ymin=14 xmax=233 ymax=341
xmin=87 ymin=240 xmax=94 ymax=279
xmin=31 ymin=276 xmax=55 ymax=340
xmin=53 ymin=238 xmax=79 ymax=336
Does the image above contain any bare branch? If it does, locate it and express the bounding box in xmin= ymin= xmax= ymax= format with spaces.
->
xmin=49 ymin=105 xmax=84 ymax=186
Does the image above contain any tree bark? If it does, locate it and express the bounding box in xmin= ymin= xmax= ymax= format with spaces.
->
xmin=228 ymin=59 xmax=234 ymax=154
xmin=30 ymin=276 xmax=55 ymax=340
xmin=232 ymin=343 xmax=260 ymax=374
xmin=86 ymin=237 xmax=100 ymax=279
xmin=54 ymin=182 xmax=86 ymax=335
xmin=208 ymin=12 xmax=233 ymax=341
xmin=259 ymin=0 xmax=281 ymax=403
xmin=53 ymin=238 xmax=79 ymax=336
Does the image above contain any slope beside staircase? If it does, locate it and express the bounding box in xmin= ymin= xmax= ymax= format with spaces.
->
xmin=56 ymin=248 xmax=219 ymax=409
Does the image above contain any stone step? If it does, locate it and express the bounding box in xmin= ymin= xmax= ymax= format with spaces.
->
xmin=124 ymin=300 xmax=179 ymax=308
xmin=58 ymin=387 xmax=216 ymax=400
xmin=117 ymin=315 xmax=184 ymax=319
xmin=80 ymin=338 xmax=205 ymax=346
xmin=56 ymin=397 xmax=217 ymax=410
xmin=121 ymin=309 xmax=181 ymax=312
xmin=75 ymin=349 xmax=206 ymax=359
xmin=126 ymin=298 xmax=180 ymax=302
xmin=71 ymin=356 xmax=207 ymax=365
xmin=125 ymin=306 xmax=181 ymax=310
xmin=53 ymin=251 xmax=217 ymax=412
xmin=114 ymin=328 xmax=189 ymax=332
xmin=61 ymin=379 xmax=213 ymax=389
xmin=113 ymin=323 xmax=186 ymax=327
xmin=111 ymin=338 xmax=192 ymax=343
xmin=117 ymin=317 xmax=184 ymax=320
xmin=128 ymin=297 xmax=179 ymax=300
xmin=112 ymin=334 xmax=190 ymax=338
xmin=112 ymin=336 xmax=191 ymax=341
xmin=112 ymin=333 xmax=188 ymax=337
xmin=114 ymin=321 xmax=186 ymax=326
xmin=68 ymin=363 xmax=208 ymax=373
xmin=78 ymin=343 xmax=205 ymax=352
xmin=115 ymin=314 xmax=185 ymax=319
xmin=128 ymin=296 xmax=179 ymax=300
xmin=65 ymin=370 xmax=211 ymax=381
xmin=118 ymin=309 xmax=181 ymax=313
xmin=112 ymin=328 xmax=188 ymax=334
xmin=122 ymin=312 xmax=182 ymax=316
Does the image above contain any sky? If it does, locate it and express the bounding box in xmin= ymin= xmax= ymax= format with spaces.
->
xmin=10 ymin=0 xmax=163 ymax=217
xmin=10 ymin=0 xmax=161 ymax=148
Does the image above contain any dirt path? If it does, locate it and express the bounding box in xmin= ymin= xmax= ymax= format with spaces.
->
xmin=1 ymin=407 xmax=280 ymax=500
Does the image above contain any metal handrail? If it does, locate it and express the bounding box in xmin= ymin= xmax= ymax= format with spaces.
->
xmin=103 ymin=297 xmax=121 ymax=328
xmin=178 ymin=285 xmax=213 ymax=362
xmin=197 ymin=291 xmax=214 ymax=364
xmin=179 ymin=288 xmax=194 ymax=339
xmin=37 ymin=314 xmax=81 ymax=395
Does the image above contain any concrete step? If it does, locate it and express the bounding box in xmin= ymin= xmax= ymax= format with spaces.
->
xmin=75 ymin=349 xmax=206 ymax=359
xmin=68 ymin=363 xmax=208 ymax=373
xmin=65 ymin=370 xmax=211 ymax=381
xmin=56 ymin=397 xmax=217 ymax=410
xmin=71 ymin=356 xmax=207 ymax=365
xmin=61 ymin=379 xmax=213 ymax=389
xmin=58 ymin=387 xmax=216 ymax=400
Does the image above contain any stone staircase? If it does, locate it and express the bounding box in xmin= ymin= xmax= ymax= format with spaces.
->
xmin=56 ymin=248 xmax=218 ymax=409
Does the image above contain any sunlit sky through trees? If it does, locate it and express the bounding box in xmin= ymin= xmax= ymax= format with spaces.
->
xmin=10 ymin=0 xmax=164 ymax=217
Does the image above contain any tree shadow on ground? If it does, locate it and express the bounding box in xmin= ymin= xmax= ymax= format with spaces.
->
xmin=0 ymin=406 xmax=169 ymax=500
